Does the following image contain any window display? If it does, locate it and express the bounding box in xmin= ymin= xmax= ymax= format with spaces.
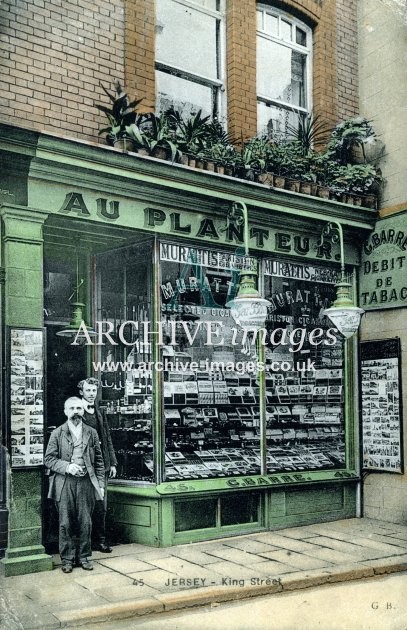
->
xmin=263 ymin=259 xmax=346 ymax=472
xmin=96 ymin=244 xmax=154 ymax=482
xmin=160 ymin=242 xmax=262 ymax=481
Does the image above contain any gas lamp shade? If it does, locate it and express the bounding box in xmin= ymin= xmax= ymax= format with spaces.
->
xmin=226 ymin=271 xmax=270 ymax=331
xmin=323 ymin=279 xmax=364 ymax=339
xmin=56 ymin=302 xmax=97 ymax=343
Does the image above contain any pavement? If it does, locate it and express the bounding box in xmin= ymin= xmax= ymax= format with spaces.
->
xmin=1 ymin=517 xmax=407 ymax=629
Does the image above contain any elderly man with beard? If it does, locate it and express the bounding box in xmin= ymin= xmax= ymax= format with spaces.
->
xmin=45 ymin=396 xmax=105 ymax=573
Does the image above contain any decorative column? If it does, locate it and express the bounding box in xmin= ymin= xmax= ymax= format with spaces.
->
xmin=0 ymin=205 xmax=52 ymax=577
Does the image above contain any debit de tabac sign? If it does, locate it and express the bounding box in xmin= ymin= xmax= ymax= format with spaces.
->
xmin=360 ymin=212 xmax=407 ymax=310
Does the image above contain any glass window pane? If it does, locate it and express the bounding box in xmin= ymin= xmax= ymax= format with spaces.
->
xmin=264 ymin=12 xmax=278 ymax=36
xmin=160 ymin=243 xmax=261 ymax=482
xmin=291 ymin=51 xmax=306 ymax=108
xmin=257 ymin=38 xmax=292 ymax=102
xmin=296 ymin=27 xmax=307 ymax=46
xmin=263 ymin=261 xmax=345 ymax=474
xmin=156 ymin=0 xmax=218 ymax=78
xmin=221 ymin=493 xmax=260 ymax=525
xmin=257 ymin=38 xmax=306 ymax=108
xmin=96 ymin=245 xmax=154 ymax=483
xmin=156 ymin=70 xmax=214 ymax=118
xmin=257 ymin=101 xmax=300 ymax=139
xmin=280 ymin=19 xmax=292 ymax=41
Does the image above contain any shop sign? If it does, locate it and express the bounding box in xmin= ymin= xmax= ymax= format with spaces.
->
xmin=156 ymin=469 xmax=358 ymax=494
xmin=27 ymin=184 xmax=359 ymax=264
xmin=360 ymin=212 xmax=407 ymax=310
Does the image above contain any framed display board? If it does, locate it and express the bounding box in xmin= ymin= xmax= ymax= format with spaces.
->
xmin=361 ymin=338 xmax=403 ymax=473
xmin=9 ymin=328 xmax=45 ymax=468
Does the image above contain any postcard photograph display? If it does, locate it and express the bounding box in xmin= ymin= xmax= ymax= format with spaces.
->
xmin=9 ymin=329 xmax=45 ymax=467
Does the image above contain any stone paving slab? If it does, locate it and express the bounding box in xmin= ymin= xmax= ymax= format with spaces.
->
xmin=260 ymin=549 xmax=332 ymax=570
xmin=97 ymin=555 xmax=155 ymax=574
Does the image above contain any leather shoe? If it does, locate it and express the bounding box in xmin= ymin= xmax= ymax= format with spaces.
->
xmin=61 ymin=563 xmax=73 ymax=573
xmin=80 ymin=560 xmax=94 ymax=570
xmin=94 ymin=543 xmax=112 ymax=553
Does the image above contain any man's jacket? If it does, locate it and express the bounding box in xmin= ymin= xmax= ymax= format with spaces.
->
xmin=45 ymin=422 xmax=105 ymax=501
xmin=90 ymin=405 xmax=117 ymax=472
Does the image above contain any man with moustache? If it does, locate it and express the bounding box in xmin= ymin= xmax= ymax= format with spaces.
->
xmin=45 ymin=397 xmax=105 ymax=573
xmin=78 ymin=377 xmax=117 ymax=553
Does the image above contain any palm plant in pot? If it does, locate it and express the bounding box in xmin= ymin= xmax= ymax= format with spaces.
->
xmin=126 ymin=111 xmax=181 ymax=162
xmin=174 ymin=110 xmax=211 ymax=166
xmin=96 ymin=81 xmax=144 ymax=151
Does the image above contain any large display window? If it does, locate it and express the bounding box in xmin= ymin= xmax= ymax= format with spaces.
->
xmin=93 ymin=240 xmax=351 ymax=486
xmin=159 ymin=242 xmax=262 ymax=481
xmin=263 ymin=259 xmax=345 ymax=472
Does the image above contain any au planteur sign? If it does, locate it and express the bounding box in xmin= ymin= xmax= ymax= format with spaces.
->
xmin=360 ymin=212 xmax=407 ymax=310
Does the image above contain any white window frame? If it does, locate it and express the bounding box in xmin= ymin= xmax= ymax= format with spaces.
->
xmin=256 ymin=5 xmax=312 ymax=133
xmin=155 ymin=0 xmax=226 ymax=121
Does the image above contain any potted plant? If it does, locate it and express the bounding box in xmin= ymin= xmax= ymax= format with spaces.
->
xmin=175 ymin=110 xmax=211 ymax=166
xmin=329 ymin=163 xmax=382 ymax=206
xmin=96 ymin=81 xmax=143 ymax=151
xmin=241 ymin=137 xmax=272 ymax=183
xmin=126 ymin=112 xmax=181 ymax=162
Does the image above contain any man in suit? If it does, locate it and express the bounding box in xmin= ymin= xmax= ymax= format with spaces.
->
xmin=78 ymin=377 xmax=117 ymax=553
xmin=45 ymin=397 xmax=105 ymax=573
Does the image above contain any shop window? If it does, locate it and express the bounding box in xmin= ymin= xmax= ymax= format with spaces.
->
xmin=263 ymin=259 xmax=346 ymax=473
xmin=95 ymin=242 xmax=154 ymax=483
xmin=175 ymin=498 xmax=217 ymax=531
xmin=155 ymin=0 xmax=225 ymax=119
xmin=160 ymin=242 xmax=261 ymax=482
xmin=256 ymin=5 xmax=312 ymax=138
xmin=221 ymin=493 xmax=260 ymax=526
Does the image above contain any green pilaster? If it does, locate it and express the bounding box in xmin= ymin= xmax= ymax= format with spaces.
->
xmin=0 ymin=205 xmax=52 ymax=576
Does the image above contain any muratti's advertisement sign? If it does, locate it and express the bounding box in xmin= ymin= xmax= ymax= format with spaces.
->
xmin=360 ymin=212 xmax=407 ymax=310
xmin=27 ymin=185 xmax=359 ymax=264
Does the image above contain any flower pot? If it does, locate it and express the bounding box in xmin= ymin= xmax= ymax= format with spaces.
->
xmin=257 ymin=172 xmax=273 ymax=186
xmin=299 ymin=181 xmax=312 ymax=195
xmin=152 ymin=146 xmax=168 ymax=160
xmin=224 ymin=166 xmax=234 ymax=176
xmin=285 ymin=178 xmax=301 ymax=192
xmin=195 ymin=159 xmax=204 ymax=169
xmin=180 ymin=154 xmax=189 ymax=166
xmin=216 ymin=164 xmax=225 ymax=175
xmin=316 ymin=185 xmax=330 ymax=199
xmin=363 ymin=194 xmax=377 ymax=209
xmin=204 ymin=160 xmax=215 ymax=172
xmin=310 ymin=182 xmax=318 ymax=196
xmin=188 ymin=156 xmax=197 ymax=168
xmin=114 ymin=137 xmax=136 ymax=152
xmin=353 ymin=195 xmax=363 ymax=206
xmin=137 ymin=148 xmax=149 ymax=157
xmin=273 ymin=175 xmax=285 ymax=188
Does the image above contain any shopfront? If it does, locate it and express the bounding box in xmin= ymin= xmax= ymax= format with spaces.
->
xmin=0 ymin=125 xmax=376 ymax=572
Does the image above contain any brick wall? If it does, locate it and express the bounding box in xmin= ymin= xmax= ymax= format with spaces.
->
xmin=0 ymin=0 xmax=125 ymax=142
xmin=313 ymin=0 xmax=338 ymax=128
xmin=336 ymin=0 xmax=358 ymax=121
xmin=124 ymin=0 xmax=155 ymax=114
xmin=226 ymin=0 xmax=258 ymax=143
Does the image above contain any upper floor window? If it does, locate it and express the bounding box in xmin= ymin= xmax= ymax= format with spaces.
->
xmin=155 ymin=0 xmax=225 ymax=119
xmin=256 ymin=5 xmax=312 ymax=138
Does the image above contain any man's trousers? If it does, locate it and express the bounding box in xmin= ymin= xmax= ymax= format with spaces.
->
xmin=92 ymin=471 xmax=109 ymax=546
xmin=57 ymin=475 xmax=95 ymax=564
